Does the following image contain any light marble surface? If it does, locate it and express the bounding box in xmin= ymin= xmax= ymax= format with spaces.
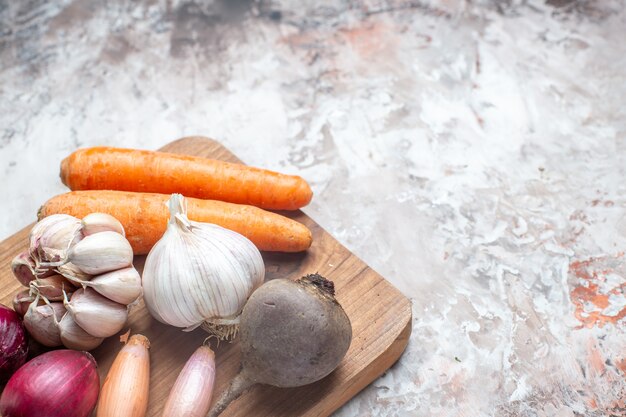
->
xmin=1 ymin=0 xmax=625 ymax=415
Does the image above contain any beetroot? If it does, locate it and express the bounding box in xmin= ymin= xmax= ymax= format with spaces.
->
xmin=208 ymin=273 xmax=352 ymax=417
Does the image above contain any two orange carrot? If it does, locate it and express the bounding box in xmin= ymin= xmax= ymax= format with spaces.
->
xmin=44 ymin=146 xmax=314 ymax=254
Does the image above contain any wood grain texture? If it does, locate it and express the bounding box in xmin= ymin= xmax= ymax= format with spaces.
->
xmin=0 ymin=137 xmax=412 ymax=417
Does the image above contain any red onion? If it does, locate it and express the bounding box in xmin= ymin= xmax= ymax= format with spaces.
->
xmin=0 ymin=304 xmax=28 ymax=382
xmin=0 ymin=349 xmax=99 ymax=417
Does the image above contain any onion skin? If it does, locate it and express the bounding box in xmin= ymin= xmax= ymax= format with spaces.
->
xmin=0 ymin=304 xmax=28 ymax=382
xmin=161 ymin=345 xmax=216 ymax=417
xmin=0 ymin=349 xmax=99 ymax=417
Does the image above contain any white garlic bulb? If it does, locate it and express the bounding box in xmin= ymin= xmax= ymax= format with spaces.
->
xmin=142 ymin=194 xmax=265 ymax=339
xmin=17 ymin=212 xmax=142 ymax=351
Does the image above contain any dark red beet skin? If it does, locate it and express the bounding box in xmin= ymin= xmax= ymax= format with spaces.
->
xmin=0 ymin=350 xmax=100 ymax=417
xmin=0 ymin=304 xmax=28 ymax=382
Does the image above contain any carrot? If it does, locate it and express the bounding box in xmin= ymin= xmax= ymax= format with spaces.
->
xmin=60 ymin=147 xmax=313 ymax=210
xmin=38 ymin=191 xmax=313 ymax=254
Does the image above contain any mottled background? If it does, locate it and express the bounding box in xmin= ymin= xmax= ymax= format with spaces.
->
xmin=1 ymin=0 xmax=625 ymax=415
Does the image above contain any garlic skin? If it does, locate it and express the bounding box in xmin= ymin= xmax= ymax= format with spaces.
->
xmin=82 ymin=213 xmax=125 ymax=237
xmin=64 ymin=288 xmax=128 ymax=338
xmin=68 ymin=231 xmax=133 ymax=275
xmin=59 ymin=312 xmax=104 ymax=351
xmin=29 ymin=274 xmax=74 ymax=301
xmin=142 ymin=194 xmax=265 ymax=339
xmin=57 ymin=262 xmax=94 ymax=285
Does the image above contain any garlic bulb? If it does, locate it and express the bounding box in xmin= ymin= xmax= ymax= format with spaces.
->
xmin=142 ymin=194 xmax=265 ymax=339
xmin=15 ymin=212 xmax=141 ymax=351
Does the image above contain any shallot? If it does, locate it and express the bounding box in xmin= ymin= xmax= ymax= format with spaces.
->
xmin=161 ymin=344 xmax=216 ymax=417
xmin=97 ymin=333 xmax=151 ymax=417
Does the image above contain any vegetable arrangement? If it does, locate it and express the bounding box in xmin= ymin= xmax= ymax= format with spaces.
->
xmin=0 ymin=143 xmax=356 ymax=417
xmin=39 ymin=190 xmax=312 ymax=254
xmin=61 ymin=147 xmax=313 ymax=210
xmin=11 ymin=212 xmax=141 ymax=350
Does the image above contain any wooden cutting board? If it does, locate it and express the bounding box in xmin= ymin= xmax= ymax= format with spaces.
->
xmin=0 ymin=136 xmax=412 ymax=416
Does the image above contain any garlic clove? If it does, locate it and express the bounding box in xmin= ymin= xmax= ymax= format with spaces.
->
xmin=23 ymin=301 xmax=66 ymax=347
xmin=11 ymin=251 xmax=38 ymax=287
xmin=82 ymin=213 xmax=126 ymax=237
xmin=29 ymin=214 xmax=83 ymax=265
xmin=84 ymin=267 xmax=142 ymax=306
xmin=65 ymin=288 xmax=129 ymax=338
xmin=68 ymin=231 xmax=134 ymax=275
xmin=59 ymin=312 xmax=104 ymax=351
xmin=57 ymin=262 xmax=94 ymax=286
xmin=11 ymin=251 xmax=58 ymax=287
xmin=29 ymin=274 xmax=75 ymax=301
xmin=12 ymin=289 xmax=40 ymax=317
